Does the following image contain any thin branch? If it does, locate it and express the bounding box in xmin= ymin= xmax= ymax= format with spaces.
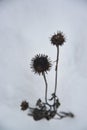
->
xmin=54 ymin=46 xmax=59 ymax=95
xmin=42 ymin=72 xmax=48 ymax=104
xmin=53 ymin=46 xmax=59 ymax=110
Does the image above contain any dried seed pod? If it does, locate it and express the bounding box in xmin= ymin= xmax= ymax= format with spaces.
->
xmin=31 ymin=54 xmax=52 ymax=75
xmin=50 ymin=32 xmax=65 ymax=46
xmin=20 ymin=101 xmax=29 ymax=111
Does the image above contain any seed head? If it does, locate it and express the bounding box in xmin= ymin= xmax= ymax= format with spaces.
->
xmin=50 ymin=31 xmax=65 ymax=46
xmin=31 ymin=54 xmax=52 ymax=75
xmin=20 ymin=101 xmax=29 ymax=111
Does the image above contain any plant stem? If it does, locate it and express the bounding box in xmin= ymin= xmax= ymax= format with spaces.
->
xmin=54 ymin=46 xmax=59 ymax=110
xmin=42 ymin=72 xmax=48 ymax=104
xmin=54 ymin=46 xmax=59 ymax=95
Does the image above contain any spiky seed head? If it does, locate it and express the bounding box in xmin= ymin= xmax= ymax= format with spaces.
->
xmin=50 ymin=31 xmax=65 ymax=46
xmin=20 ymin=101 xmax=29 ymax=111
xmin=31 ymin=54 xmax=52 ymax=75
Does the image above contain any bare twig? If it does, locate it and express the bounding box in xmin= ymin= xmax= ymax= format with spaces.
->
xmin=42 ymin=72 xmax=48 ymax=104
xmin=54 ymin=46 xmax=59 ymax=110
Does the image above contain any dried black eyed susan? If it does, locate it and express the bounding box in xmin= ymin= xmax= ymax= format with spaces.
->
xmin=50 ymin=31 xmax=65 ymax=46
xmin=31 ymin=54 xmax=52 ymax=75
xmin=20 ymin=101 xmax=29 ymax=111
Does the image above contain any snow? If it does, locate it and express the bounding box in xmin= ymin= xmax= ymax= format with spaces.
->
xmin=0 ymin=0 xmax=87 ymax=130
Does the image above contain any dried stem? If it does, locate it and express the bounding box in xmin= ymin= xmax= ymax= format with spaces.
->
xmin=42 ymin=72 xmax=48 ymax=104
xmin=54 ymin=46 xmax=59 ymax=94
xmin=54 ymin=46 xmax=59 ymax=110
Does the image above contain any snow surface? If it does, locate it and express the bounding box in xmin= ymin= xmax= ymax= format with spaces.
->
xmin=0 ymin=0 xmax=87 ymax=130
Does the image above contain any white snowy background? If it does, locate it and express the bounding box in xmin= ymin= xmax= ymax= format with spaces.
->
xmin=0 ymin=0 xmax=87 ymax=130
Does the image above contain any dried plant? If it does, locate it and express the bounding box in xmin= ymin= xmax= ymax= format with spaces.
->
xmin=20 ymin=31 xmax=74 ymax=121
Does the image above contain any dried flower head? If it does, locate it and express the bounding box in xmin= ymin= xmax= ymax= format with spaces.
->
xmin=50 ymin=31 xmax=65 ymax=46
xmin=20 ymin=101 xmax=29 ymax=111
xmin=31 ymin=54 xmax=52 ymax=75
